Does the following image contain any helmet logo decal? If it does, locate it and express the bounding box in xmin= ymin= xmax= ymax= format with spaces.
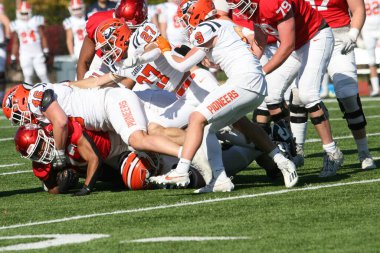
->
xmin=181 ymin=1 xmax=194 ymax=14
xmin=103 ymin=27 xmax=115 ymax=40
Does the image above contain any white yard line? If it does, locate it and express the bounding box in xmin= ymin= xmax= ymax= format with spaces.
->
xmin=329 ymin=115 xmax=380 ymax=121
xmin=0 ymin=138 xmax=13 ymax=142
xmin=121 ymin=236 xmax=250 ymax=243
xmin=0 ymin=170 xmax=32 ymax=176
xmin=0 ymin=126 xmax=17 ymax=129
xmin=323 ymin=97 xmax=380 ymax=103
xmin=0 ymin=163 xmax=24 ymax=168
xmin=328 ymin=105 xmax=378 ymax=111
xmin=306 ymin=132 xmax=380 ymax=143
xmin=0 ymin=178 xmax=379 ymax=231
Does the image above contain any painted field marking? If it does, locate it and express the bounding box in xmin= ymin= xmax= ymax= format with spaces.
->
xmin=306 ymin=132 xmax=380 ymax=143
xmin=0 ymin=170 xmax=32 ymax=176
xmin=0 ymin=163 xmax=24 ymax=169
xmin=329 ymin=115 xmax=380 ymax=121
xmin=0 ymin=138 xmax=13 ymax=142
xmin=0 ymin=234 xmax=109 ymax=252
xmin=323 ymin=97 xmax=380 ymax=103
xmin=121 ymin=236 xmax=250 ymax=244
xmin=0 ymin=178 xmax=379 ymax=231
xmin=0 ymin=126 xmax=17 ymax=129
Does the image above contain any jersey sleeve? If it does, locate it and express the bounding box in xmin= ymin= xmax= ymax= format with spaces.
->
xmin=27 ymin=83 xmax=50 ymax=124
xmin=86 ymin=10 xmax=114 ymax=41
xmin=63 ymin=17 xmax=72 ymax=30
xmin=270 ymin=0 xmax=291 ymax=21
xmin=69 ymin=120 xmax=84 ymax=146
xmin=189 ymin=22 xmax=219 ymax=47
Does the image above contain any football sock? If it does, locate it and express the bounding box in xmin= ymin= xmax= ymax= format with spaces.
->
xmin=323 ymin=142 xmax=337 ymax=154
xmin=176 ymin=158 xmax=191 ymax=174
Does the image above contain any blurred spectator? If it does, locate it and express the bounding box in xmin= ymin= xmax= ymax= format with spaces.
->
xmin=10 ymin=1 xmax=50 ymax=84
xmin=86 ymin=0 xmax=116 ymax=19
xmin=157 ymin=0 xmax=188 ymax=47
xmin=147 ymin=4 xmax=159 ymax=27
xmin=0 ymin=3 xmax=10 ymax=102
xmin=362 ymin=0 xmax=380 ymax=96
xmin=63 ymin=0 xmax=86 ymax=61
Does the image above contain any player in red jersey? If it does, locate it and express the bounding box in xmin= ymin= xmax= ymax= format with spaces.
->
xmin=76 ymin=0 xmax=148 ymax=80
xmin=290 ymin=0 xmax=375 ymax=170
xmin=228 ymin=0 xmax=344 ymax=177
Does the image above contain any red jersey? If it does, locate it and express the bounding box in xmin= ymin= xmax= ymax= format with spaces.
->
xmin=306 ymin=0 xmax=350 ymax=28
xmin=85 ymin=10 xmax=115 ymax=41
xmin=32 ymin=121 xmax=111 ymax=181
xmin=253 ymin=0 xmax=324 ymax=49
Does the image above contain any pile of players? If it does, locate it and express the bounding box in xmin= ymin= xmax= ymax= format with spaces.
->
xmin=2 ymin=0 xmax=377 ymax=196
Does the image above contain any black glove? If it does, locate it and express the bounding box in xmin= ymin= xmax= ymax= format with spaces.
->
xmin=43 ymin=52 xmax=49 ymax=63
xmin=72 ymin=185 xmax=91 ymax=196
xmin=0 ymin=38 xmax=9 ymax=49
xmin=57 ymin=169 xmax=79 ymax=193
xmin=52 ymin=149 xmax=67 ymax=171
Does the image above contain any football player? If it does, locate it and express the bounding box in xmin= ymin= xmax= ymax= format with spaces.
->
xmin=362 ymin=0 xmax=380 ymax=96
xmin=77 ymin=0 xmax=148 ymax=80
xmin=0 ymin=3 xmax=10 ymax=102
xmin=227 ymin=0 xmax=344 ymax=177
xmin=63 ymin=0 xmax=86 ymax=61
xmin=10 ymin=1 xmax=50 ymax=84
xmin=290 ymin=0 xmax=375 ymax=170
xmin=152 ymin=0 xmax=298 ymax=191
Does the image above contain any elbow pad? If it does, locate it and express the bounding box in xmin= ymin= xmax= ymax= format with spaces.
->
xmin=41 ymin=89 xmax=56 ymax=112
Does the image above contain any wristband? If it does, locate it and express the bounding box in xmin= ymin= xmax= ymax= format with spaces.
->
xmin=43 ymin=48 xmax=49 ymax=54
xmin=10 ymin=55 xmax=16 ymax=61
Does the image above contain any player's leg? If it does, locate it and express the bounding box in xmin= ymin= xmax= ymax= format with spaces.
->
xmin=328 ymin=37 xmax=375 ymax=170
xmin=19 ymin=54 xmax=34 ymax=84
xmin=297 ymin=28 xmax=343 ymax=177
xmin=362 ymin=31 xmax=379 ymax=96
xmin=33 ymin=53 xmax=50 ymax=83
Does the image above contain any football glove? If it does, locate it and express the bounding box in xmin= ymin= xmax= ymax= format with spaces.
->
xmin=43 ymin=48 xmax=50 ymax=63
xmin=72 ymin=185 xmax=91 ymax=196
xmin=155 ymin=36 xmax=171 ymax=53
xmin=57 ymin=169 xmax=79 ymax=193
xmin=52 ymin=149 xmax=67 ymax=171
xmin=341 ymin=28 xmax=359 ymax=55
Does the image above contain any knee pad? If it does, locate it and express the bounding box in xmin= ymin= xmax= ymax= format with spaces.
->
xmin=252 ymin=109 xmax=271 ymax=135
xmin=307 ymin=102 xmax=329 ymax=125
xmin=267 ymin=101 xmax=289 ymax=122
xmin=337 ymin=94 xmax=367 ymax=130
xmin=289 ymin=96 xmax=308 ymax=124
xmin=333 ymin=77 xmax=358 ymax=98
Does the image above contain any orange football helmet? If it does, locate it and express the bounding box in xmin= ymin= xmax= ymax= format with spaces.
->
xmin=14 ymin=124 xmax=56 ymax=164
xmin=16 ymin=1 xmax=32 ymax=21
xmin=68 ymin=0 xmax=85 ymax=18
xmin=95 ymin=18 xmax=132 ymax=68
xmin=226 ymin=0 xmax=258 ymax=19
xmin=177 ymin=0 xmax=217 ymax=37
xmin=2 ymin=84 xmax=32 ymax=125
xmin=120 ymin=152 xmax=160 ymax=190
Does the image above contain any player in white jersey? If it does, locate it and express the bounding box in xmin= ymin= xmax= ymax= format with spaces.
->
xmin=63 ymin=0 xmax=87 ymax=61
xmin=157 ymin=0 xmax=189 ymax=47
xmin=151 ymin=0 xmax=298 ymax=192
xmin=0 ymin=3 xmax=10 ymax=102
xmin=362 ymin=0 xmax=380 ymax=96
xmin=10 ymin=1 xmax=50 ymax=84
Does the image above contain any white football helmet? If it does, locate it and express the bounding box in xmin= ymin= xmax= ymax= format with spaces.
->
xmin=69 ymin=0 xmax=85 ymax=18
xmin=16 ymin=1 xmax=32 ymax=21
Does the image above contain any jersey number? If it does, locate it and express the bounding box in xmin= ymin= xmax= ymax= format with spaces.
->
xmin=76 ymin=29 xmax=85 ymax=41
xmin=365 ymin=1 xmax=380 ymax=16
xmin=20 ymin=30 xmax=36 ymax=44
xmin=140 ymin=25 xmax=157 ymax=43
xmin=31 ymin=91 xmax=43 ymax=108
xmin=306 ymin=0 xmax=331 ymax=11
xmin=194 ymin=32 xmax=205 ymax=44
xmin=136 ymin=64 xmax=169 ymax=89
xmin=275 ymin=0 xmax=291 ymax=17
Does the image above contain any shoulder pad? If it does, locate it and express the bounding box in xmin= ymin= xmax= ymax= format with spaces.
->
xmin=190 ymin=21 xmax=221 ymax=47
xmin=41 ymin=89 xmax=56 ymax=112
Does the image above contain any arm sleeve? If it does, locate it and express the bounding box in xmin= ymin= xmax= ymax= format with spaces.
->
xmin=137 ymin=48 xmax=161 ymax=64
xmin=163 ymin=49 xmax=207 ymax=72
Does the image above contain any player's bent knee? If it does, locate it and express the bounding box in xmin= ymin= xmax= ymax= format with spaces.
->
xmin=337 ymin=94 xmax=367 ymax=130
xmin=127 ymin=130 xmax=147 ymax=151
xmin=147 ymin=123 xmax=164 ymax=135
xmin=189 ymin=111 xmax=207 ymax=126
xmin=267 ymin=101 xmax=289 ymax=122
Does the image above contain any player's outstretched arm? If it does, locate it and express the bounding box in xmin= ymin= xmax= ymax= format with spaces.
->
xmin=69 ymin=72 xmax=125 ymax=89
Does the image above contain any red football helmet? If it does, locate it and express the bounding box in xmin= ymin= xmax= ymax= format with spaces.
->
xmin=95 ymin=18 xmax=132 ymax=68
xmin=16 ymin=1 xmax=32 ymax=21
xmin=14 ymin=124 xmax=56 ymax=164
xmin=120 ymin=152 xmax=160 ymax=190
xmin=68 ymin=0 xmax=85 ymax=18
xmin=115 ymin=0 xmax=148 ymax=29
xmin=226 ymin=0 xmax=258 ymax=19
xmin=177 ymin=0 xmax=217 ymax=37
xmin=2 ymin=84 xmax=32 ymax=126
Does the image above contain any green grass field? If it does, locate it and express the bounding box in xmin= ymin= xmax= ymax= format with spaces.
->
xmin=0 ymin=97 xmax=379 ymax=253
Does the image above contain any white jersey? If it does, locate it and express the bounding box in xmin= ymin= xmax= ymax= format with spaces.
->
xmin=28 ymin=83 xmax=111 ymax=132
xmin=0 ymin=18 xmax=4 ymax=43
xmin=363 ymin=0 xmax=380 ymax=31
xmin=189 ymin=19 xmax=264 ymax=92
xmin=147 ymin=4 xmax=159 ymax=22
xmin=157 ymin=2 xmax=188 ymax=47
xmin=63 ymin=16 xmax=86 ymax=59
xmin=116 ymin=22 xmax=191 ymax=95
xmin=10 ymin=16 xmax=44 ymax=56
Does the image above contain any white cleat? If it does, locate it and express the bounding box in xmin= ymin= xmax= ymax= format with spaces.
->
xmin=149 ymin=169 xmax=190 ymax=187
xmin=193 ymin=177 xmax=234 ymax=194
xmin=319 ymin=148 xmax=344 ymax=178
xmin=359 ymin=151 xmax=376 ymax=170
xmin=277 ymin=159 xmax=298 ymax=188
